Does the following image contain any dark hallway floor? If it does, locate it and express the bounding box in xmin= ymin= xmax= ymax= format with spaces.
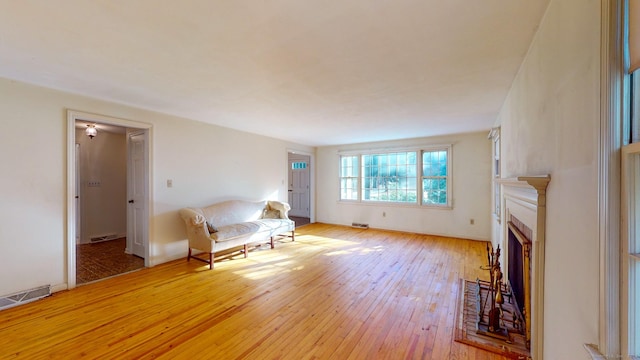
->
xmin=289 ymin=216 xmax=311 ymax=227
xmin=76 ymin=238 xmax=144 ymax=284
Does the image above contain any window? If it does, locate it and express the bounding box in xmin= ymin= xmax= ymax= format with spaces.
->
xmin=363 ymin=152 xmax=417 ymax=203
xmin=339 ymin=155 xmax=359 ymax=201
xmin=600 ymin=2 xmax=640 ymax=357
xmin=422 ymin=150 xmax=448 ymax=205
xmin=291 ymin=161 xmax=307 ymax=169
xmin=339 ymin=146 xmax=451 ymax=207
xmin=489 ymin=128 xmax=501 ymax=219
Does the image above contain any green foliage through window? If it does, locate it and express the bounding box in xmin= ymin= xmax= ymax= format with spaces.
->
xmin=422 ymin=150 xmax=448 ymax=205
xmin=362 ymin=152 xmax=417 ymax=203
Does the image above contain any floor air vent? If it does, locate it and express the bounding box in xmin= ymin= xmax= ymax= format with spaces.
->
xmin=351 ymin=222 xmax=369 ymax=229
xmin=90 ymin=234 xmax=119 ymax=242
xmin=0 ymin=285 xmax=51 ymax=311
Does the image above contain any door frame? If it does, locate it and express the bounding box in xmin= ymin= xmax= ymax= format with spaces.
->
xmin=66 ymin=110 xmax=152 ymax=289
xmin=287 ymin=149 xmax=314 ymax=222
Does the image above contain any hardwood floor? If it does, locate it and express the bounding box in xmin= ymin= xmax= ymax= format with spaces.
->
xmin=0 ymin=224 xmax=507 ymax=359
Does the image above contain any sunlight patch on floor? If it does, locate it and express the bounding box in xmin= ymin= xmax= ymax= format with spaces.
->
xmin=216 ymin=234 xmax=377 ymax=280
xmin=324 ymin=245 xmax=385 ymax=257
xmin=294 ymin=234 xmax=360 ymax=248
xmin=233 ymin=259 xmax=305 ymax=280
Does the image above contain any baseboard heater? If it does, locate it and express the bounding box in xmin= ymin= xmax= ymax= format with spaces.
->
xmin=0 ymin=285 xmax=51 ymax=311
xmin=351 ymin=222 xmax=369 ymax=229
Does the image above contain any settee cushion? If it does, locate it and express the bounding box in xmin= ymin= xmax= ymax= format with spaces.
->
xmin=201 ymin=200 xmax=266 ymax=228
xmin=262 ymin=209 xmax=281 ymax=219
xmin=211 ymin=219 xmax=294 ymax=242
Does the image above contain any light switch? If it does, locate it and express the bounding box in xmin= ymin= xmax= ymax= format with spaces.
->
xmin=167 ymin=179 xmax=173 ymax=188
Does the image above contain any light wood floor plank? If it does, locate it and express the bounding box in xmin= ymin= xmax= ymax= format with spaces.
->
xmin=0 ymin=224 xmax=508 ymax=360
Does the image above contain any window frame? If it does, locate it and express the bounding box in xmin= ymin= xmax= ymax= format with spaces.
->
xmin=338 ymin=145 xmax=452 ymax=209
xmin=420 ymin=147 xmax=452 ymax=207
xmin=622 ymin=2 xmax=640 ymax=356
xmin=595 ymin=1 xmax=625 ymax=357
xmin=622 ymin=142 xmax=640 ymax=358
xmin=489 ymin=128 xmax=501 ymax=221
xmin=338 ymin=154 xmax=360 ymax=202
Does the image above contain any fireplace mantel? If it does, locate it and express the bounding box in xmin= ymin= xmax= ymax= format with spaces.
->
xmin=497 ymin=174 xmax=550 ymax=359
xmin=498 ymin=175 xmax=550 ymax=189
xmin=497 ymin=175 xmax=550 ymax=209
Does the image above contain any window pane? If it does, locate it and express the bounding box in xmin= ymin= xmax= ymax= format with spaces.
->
xmin=361 ymin=152 xmax=417 ymax=203
xmin=635 ymin=153 xmax=640 ymax=254
xmin=422 ymin=178 xmax=447 ymax=205
xmin=408 ymin=152 xmax=417 ymax=165
xmin=423 ymin=150 xmax=447 ymax=176
xmin=407 ymin=164 xmax=417 ymax=177
xmin=632 ymin=71 xmax=640 ymax=144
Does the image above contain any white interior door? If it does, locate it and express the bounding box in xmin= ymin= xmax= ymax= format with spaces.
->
xmin=127 ymin=131 xmax=147 ymax=258
xmin=75 ymin=143 xmax=81 ymax=244
xmin=288 ymin=156 xmax=310 ymax=217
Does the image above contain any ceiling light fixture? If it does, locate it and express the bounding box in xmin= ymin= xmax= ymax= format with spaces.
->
xmin=86 ymin=124 xmax=97 ymax=139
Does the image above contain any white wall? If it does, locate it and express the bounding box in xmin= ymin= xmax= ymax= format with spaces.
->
xmin=0 ymin=77 xmax=313 ymax=296
xmin=75 ymin=129 xmax=127 ymax=243
xmin=316 ymin=132 xmax=491 ymax=240
xmin=495 ymin=0 xmax=600 ymax=358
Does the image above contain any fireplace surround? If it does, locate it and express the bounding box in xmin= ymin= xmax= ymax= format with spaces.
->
xmin=507 ymin=217 xmax=532 ymax=349
xmin=497 ymin=175 xmax=550 ymax=359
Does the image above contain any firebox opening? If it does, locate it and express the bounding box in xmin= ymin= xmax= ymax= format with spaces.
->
xmin=508 ymin=228 xmax=525 ymax=316
xmin=507 ymin=217 xmax=533 ymax=350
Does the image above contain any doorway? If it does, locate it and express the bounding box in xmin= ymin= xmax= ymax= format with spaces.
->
xmin=288 ymin=152 xmax=312 ymax=227
xmin=67 ymin=110 xmax=151 ymax=289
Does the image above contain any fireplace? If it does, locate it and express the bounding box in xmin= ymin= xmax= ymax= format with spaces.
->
xmin=498 ymin=175 xmax=550 ymax=359
xmin=507 ymin=216 xmax=532 ymax=349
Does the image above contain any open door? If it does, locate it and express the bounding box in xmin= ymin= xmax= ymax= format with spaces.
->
xmin=67 ymin=110 xmax=151 ymax=289
xmin=127 ymin=130 xmax=148 ymax=258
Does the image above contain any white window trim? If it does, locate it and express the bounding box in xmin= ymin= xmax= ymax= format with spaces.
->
xmin=338 ymin=154 xmax=360 ymax=202
xmin=594 ymin=0 xmax=623 ymax=358
xmin=420 ymin=146 xmax=452 ymax=208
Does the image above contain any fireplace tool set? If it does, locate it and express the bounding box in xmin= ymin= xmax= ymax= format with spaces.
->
xmin=476 ymin=243 xmax=525 ymax=343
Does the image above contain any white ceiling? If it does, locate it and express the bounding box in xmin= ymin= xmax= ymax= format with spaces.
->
xmin=0 ymin=0 xmax=549 ymax=146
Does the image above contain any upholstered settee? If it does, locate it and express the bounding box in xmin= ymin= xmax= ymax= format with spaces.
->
xmin=179 ymin=200 xmax=295 ymax=269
